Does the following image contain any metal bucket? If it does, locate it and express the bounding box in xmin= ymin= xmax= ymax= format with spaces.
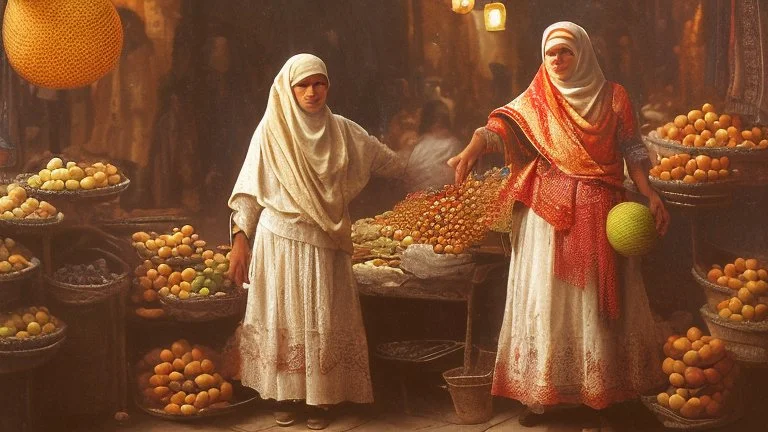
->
xmin=442 ymin=349 xmax=495 ymax=424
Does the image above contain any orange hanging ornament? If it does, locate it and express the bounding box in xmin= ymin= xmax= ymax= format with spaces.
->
xmin=2 ymin=0 xmax=123 ymax=89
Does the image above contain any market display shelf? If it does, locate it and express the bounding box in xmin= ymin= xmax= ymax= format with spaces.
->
xmin=16 ymin=172 xmax=131 ymax=202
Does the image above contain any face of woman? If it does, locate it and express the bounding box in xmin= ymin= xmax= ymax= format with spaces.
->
xmin=544 ymin=45 xmax=576 ymax=80
xmin=292 ymin=74 xmax=329 ymax=114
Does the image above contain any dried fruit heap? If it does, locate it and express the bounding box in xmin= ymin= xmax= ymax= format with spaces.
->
xmin=53 ymin=258 xmax=120 ymax=285
xmin=377 ymin=167 xmax=509 ymax=255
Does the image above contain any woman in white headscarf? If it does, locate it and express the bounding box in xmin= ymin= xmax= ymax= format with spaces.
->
xmin=449 ymin=22 xmax=669 ymax=429
xmin=228 ymin=53 xmax=404 ymax=430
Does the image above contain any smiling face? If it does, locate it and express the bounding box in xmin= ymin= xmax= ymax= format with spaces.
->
xmin=292 ymin=73 xmax=329 ymax=114
xmin=544 ymin=44 xmax=576 ymax=80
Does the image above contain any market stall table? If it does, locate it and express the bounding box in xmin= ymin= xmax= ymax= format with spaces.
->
xmin=356 ymin=254 xmax=507 ymax=412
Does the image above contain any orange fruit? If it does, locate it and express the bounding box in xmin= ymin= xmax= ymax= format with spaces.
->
xmin=707 ymin=268 xmax=723 ymax=282
xmin=673 ymin=115 xmax=688 ymax=128
xmin=693 ymin=169 xmax=707 ymax=182
xmin=686 ymin=327 xmax=703 ymax=342
xmin=719 ymin=114 xmax=731 ymax=128
xmin=669 ymin=372 xmax=686 ymax=387
xmin=685 ymin=158 xmax=697 ymax=175
xmin=662 ymin=357 xmax=676 ymax=375
xmin=707 ymin=170 xmax=719 ymax=181
xmin=694 ymin=119 xmax=707 ymax=132
xmin=671 ymin=167 xmax=686 ymax=180
xmin=683 ymin=175 xmax=696 ymax=184
xmin=682 ymin=134 xmax=696 ymax=146
xmin=693 ymin=135 xmax=705 ymax=147
xmin=3 ymin=0 xmax=123 ymax=89
xmin=660 ymin=158 xmax=673 ymax=171
xmin=734 ymin=258 xmax=747 ymax=273
xmin=716 ymin=275 xmax=729 ymax=287
xmin=660 ymin=171 xmax=672 ymax=181
xmin=695 ymin=155 xmax=712 ymax=171
xmin=181 ymin=268 xmax=196 ymax=283
xmin=745 ymin=258 xmax=759 ymax=270
xmin=157 ymin=264 xmax=172 ymax=277
xmin=723 ymin=264 xmax=737 ymax=277
xmin=710 ymin=158 xmax=721 ymax=171
xmin=159 ymin=349 xmax=174 ymax=363
xmin=683 ymin=350 xmax=700 ymax=366
xmin=667 ymin=126 xmax=680 ymax=140
xmin=700 ymin=129 xmax=713 ymax=140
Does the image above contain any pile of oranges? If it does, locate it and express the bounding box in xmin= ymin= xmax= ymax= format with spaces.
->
xmin=136 ymin=339 xmax=234 ymax=416
xmin=657 ymin=327 xmax=739 ymax=419
xmin=649 ymin=153 xmax=733 ymax=184
xmin=707 ymin=257 xmax=768 ymax=322
xmin=656 ymin=103 xmax=768 ymax=150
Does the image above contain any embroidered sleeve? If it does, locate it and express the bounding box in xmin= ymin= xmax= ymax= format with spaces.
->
xmin=614 ymin=85 xmax=650 ymax=167
xmin=483 ymin=116 xmax=514 ymax=154
xmin=369 ymin=135 xmax=406 ymax=178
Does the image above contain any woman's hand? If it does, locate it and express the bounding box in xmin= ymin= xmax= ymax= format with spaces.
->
xmin=447 ymin=129 xmax=487 ymax=184
xmin=227 ymin=232 xmax=251 ymax=287
xmin=648 ymin=191 xmax=670 ymax=236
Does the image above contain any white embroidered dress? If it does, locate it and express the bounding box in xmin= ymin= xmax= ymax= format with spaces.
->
xmin=229 ymin=54 xmax=403 ymax=405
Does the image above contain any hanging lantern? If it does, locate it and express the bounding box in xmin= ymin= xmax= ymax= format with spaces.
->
xmin=2 ymin=0 xmax=123 ymax=89
xmin=484 ymin=2 xmax=506 ymax=32
xmin=451 ymin=0 xmax=475 ymax=14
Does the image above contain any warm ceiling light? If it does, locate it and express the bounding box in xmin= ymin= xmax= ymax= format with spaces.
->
xmin=484 ymin=3 xmax=506 ymax=31
xmin=451 ymin=0 xmax=475 ymax=14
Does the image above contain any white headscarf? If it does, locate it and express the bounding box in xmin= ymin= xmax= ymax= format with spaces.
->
xmin=230 ymin=53 xmax=353 ymax=252
xmin=541 ymin=21 xmax=606 ymax=118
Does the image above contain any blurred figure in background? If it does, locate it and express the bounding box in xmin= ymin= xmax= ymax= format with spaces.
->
xmin=404 ymin=99 xmax=463 ymax=192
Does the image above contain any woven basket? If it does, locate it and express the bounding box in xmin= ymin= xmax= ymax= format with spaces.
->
xmin=0 ymin=212 xmax=65 ymax=234
xmin=96 ymin=215 xmax=193 ymax=235
xmin=691 ymin=267 xmax=768 ymax=312
xmin=648 ymin=176 xmax=736 ymax=208
xmin=149 ymin=255 xmax=204 ymax=269
xmin=645 ymin=131 xmax=768 ymax=185
xmin=132 ymin=381 xmax=258 ymax=422
xmin=159 ymin=287 xmax=247 ymax=322
xmin=700 ymin=305 xmax=768 ymax=365
xmin=17 ymin=171 xmax=130 ymax=202
xmin=640 ymin=394 xmax=742 ymax=430
xmin=45 ymin=249 xmax=129 ymax=305
xmin=0 ymin=257 xmax=40 ymax=284
xmin=0 ymin=336 xmax=66 ymax=374
xmin=0 ymin=321 xmax=67 ymax=351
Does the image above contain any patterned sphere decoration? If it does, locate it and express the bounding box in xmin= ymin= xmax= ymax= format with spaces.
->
xmin=606 ymin=202 xmax=658 ymax=257
xmin=2 ymin=0 xmax=123 ymax=89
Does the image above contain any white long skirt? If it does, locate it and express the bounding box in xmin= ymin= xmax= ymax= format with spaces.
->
xmin=492 ymin=206 xmax=665 ymax=411
xmin=239 ymin=222 xmax=374 ymax=406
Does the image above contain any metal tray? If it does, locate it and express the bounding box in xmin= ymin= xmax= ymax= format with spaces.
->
xmin=375 ymin=339 xmax=465 ymax=363
xmin=133 ymin=382 xmax=258 ymax=422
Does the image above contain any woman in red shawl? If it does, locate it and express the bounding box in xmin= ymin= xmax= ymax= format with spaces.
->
xmin=449 ymin=22 xmax=670 ymax=429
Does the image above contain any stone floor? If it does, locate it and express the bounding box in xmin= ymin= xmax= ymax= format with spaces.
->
xmin=41 ymin=391 xmax=692 ymax=432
